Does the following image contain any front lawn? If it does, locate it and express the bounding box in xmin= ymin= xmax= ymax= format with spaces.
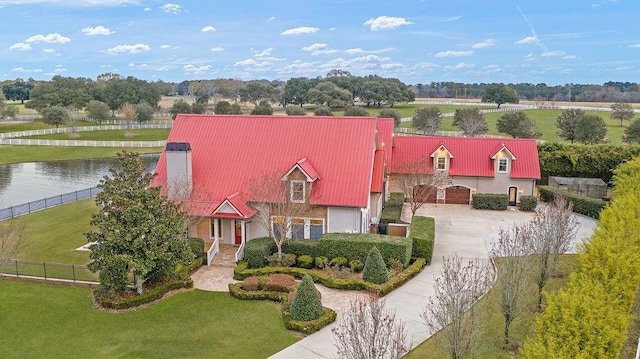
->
xmin=0 ymin=146 xmax=161 ymax=165
xmin=20 ymin=129 xmax=171 ymax=141
xmin=0 ymin=280 xmax=298 ymax=358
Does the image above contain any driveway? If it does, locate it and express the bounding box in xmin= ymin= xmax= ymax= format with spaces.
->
xmin=269 ymin=204 xmax=597 ymax=359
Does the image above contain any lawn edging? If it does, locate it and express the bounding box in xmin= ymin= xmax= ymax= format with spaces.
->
xmin=94 ymin=278 xmax=193 ymax=310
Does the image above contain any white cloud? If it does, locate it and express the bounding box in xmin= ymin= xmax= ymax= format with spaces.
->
xmin=183 ymin=64 xmax=211 ymax=74
xmin=524 ymin=53 xmax=536 ymax=61
xmin=144 ymin=7 xmax=151 ymax=11
xmin=363 ymin=16 xmax=413 ymax=31
xmin=25 ymin=33 xmax=70 ymax=44
xmin=210 ymin=47 xmax=224 ymax=52
xmin=351 ymin=55 xmax=388 ymax=63
xmin=442 ymin=15 xmax=462 ymax=22
xmin=254 ymin=47 xmax=273 ymax=58
xmin=416 ymin=62 xmax=439 ymax=69
xmin=472 ymin=39 xmax=496 ymax=49
xmin=345 ymin=47 xmax=394 ymax=55
xmin=541 ymin=51 xmax=566 ymax=57
xmin=11 ymin=67 xmax=26 ymax=72
xmin=562 ymin=55 xmax=577 ymax=60
xmin=267 ymin=16 xmax=275 ymax=22
xmin=302 ymin=43 xmax=338 ymax=55
xmin=628 ymin=43 xmax=640 ymax=48
xmin=515 ymin=36 xmax=539 ymax=45
xmin=281 ymin=26 xmax=319 ymax=35
xmin=201 ymin=26 xmax=216 ymax=32
xmin=81 ymin=26 xmax=114 ymax=36
xmin=235 ymin=59 xmax=260 ymax=67
xmin=43 ymin=48 xmax=55 ymax=53
xmin=435 ymin=50 xmax=473 ymax=57
xmin=160 ymin=44 xmax=171 ymax=49
xmin=444 ymin=62 xmax=475 ymax=70
xmin=160 ymin=3 xmax=181 ymax=14
xmin=104 ymin=43 xmax=151 ymax=54
xmin=9 ymin=42 xmax=31 ymax=51
xmin=380 ymin=63 xmax=404 ymax=70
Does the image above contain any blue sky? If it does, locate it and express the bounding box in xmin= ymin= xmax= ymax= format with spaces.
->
xmin=0 ymin=0 xmax=638 ymax=85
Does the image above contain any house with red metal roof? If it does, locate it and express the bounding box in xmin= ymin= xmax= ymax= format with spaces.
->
xmin=153 ymin=114 xmax=390 ymax=264
xmin=390 ymin=136 xmax=541 ymax=205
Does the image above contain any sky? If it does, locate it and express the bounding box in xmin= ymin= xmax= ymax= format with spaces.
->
xmin=0 ymin=0 xmax=638 ymax=86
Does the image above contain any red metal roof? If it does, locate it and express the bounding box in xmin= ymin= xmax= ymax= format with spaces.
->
xmin=391 ymin=136 xmax=540 ymax=179
xmin=370 ymin=150 xmax=385 ymax=193
xmin=153 ymin=115 xmax=378 ymax=213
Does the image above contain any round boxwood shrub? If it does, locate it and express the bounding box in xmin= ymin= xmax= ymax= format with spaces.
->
xmin=297 ymin=255 xmax=314 ymax=269
xmin=330 ymin=256 xmax=348 ymax=268
xmin=315 ymin=256 xmax=328 ymax=269
xmin=314 ymin=105 xmax=333 ymax=116
xmin=285 ymin=106 xmax=307 ymax=116
xmin=349 ymin=259 xmax=364 ymax=273
xmin=363 ymin=247 xmax=389 ymax=284
xmin=289 ymin=274 xmax=323 ymax=321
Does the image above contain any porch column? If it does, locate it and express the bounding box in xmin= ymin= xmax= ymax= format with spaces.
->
xmin=213 ymin=218 xmax=219 ymax=243
xmin=241 ymin=220 xmax=246 ymax=244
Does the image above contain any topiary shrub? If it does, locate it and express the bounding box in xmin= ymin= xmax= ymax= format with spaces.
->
xmin=242 ymin=276 xmax=259 ymax=291
xmin=363 ymin=247 xmax=389 ymax=284
xmin=245 ymin=237 xmax=275 ymax=268
xmin=313 ymin=105 xmax=334 ymax=116
xmin=289 ymin=274 xmax=323 ymax=321
xmin=472 ymin=193 xmax=509 ymax=210
xmin=265 ymin=273 xmax=296 ymax=293
xmin=297 ymin=255 xmax=315 ymax=269
xmin=520 ymin=195 xmax=538 ymax=212
xmin=330 ymin=257 xmax=348 ymax=268
xmin=315 ymin=256 xmax=328 ymax=269
xmin=285 ymin=106 xmax=307 ymax=116
xmin=349 ymin=259 xmax=364 ymax=273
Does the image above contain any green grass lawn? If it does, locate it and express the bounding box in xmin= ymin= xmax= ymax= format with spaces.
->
xmin=406 ymin=255 xmax=579 ymax=359
xmin=0 ymin=120 xmax=98 ymax=134
xmin=0 ymin=146 xmax=161 ymax=165
xmin=0 ymin=280 xmax=298 ymax=359
xmin=20 ymin=129 xmax=170 ymax=141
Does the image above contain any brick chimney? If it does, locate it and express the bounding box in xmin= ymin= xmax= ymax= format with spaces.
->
xmin=165 ymin=142 xmax=192 ymax=200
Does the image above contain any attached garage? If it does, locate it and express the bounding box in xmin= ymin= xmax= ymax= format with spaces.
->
xmin=413 ymin=185 xmax=437 ymax=203
xmin=445 ymin=186 xmax=471 ymax=205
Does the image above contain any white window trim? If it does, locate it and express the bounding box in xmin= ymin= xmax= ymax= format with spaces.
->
xmin=497 ymin=158 xmax=509 ymax=173
xmin=290 ymin=180 xmax=306 ymax=203
xmin=209 ymin=218 xmax=223 ymax=239
xmin=435 ymin=156 xmax=447 ymax=171
xmin=270 ymin=216 xmax=325 ymax=239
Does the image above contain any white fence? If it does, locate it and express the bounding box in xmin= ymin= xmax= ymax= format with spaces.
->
xmin=0 ymin=139 xmax=166 ymax=147
xmin=0 ymin=124 xmax=173 ymax=139
xmin=0 ymin=124 xmax=171 ymax=146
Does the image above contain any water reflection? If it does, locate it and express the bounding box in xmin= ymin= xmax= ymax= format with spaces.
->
xmin=0 ymin=154 xmax=159 ymax=208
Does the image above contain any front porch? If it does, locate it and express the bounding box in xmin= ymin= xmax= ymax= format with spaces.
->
xmin=191 ymin=217 xmax=253 ymax=265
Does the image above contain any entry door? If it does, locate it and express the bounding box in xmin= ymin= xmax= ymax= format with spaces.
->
xmin=508 ymin=187 xmax=518 ymax=206
xmin=234 ymin=222 xmax=242 ymax=245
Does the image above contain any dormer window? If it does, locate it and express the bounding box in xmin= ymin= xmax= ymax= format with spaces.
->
xmin=498 ymin=158 xmax=508 ymax=173
xmin=291 ymin=180 xmax=305 ymax=203
xmin=436 ymin=156 xmax=446 ymax=171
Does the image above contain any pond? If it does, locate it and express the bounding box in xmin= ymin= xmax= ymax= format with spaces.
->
xmin=0 ymin=154 xmax=160 ymax=208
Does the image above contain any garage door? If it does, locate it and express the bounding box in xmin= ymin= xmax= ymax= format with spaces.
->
xmin=413 ymin=185 xmax=437 ymax=203
xmin=445 ymin=186 xmax=470 ymax=204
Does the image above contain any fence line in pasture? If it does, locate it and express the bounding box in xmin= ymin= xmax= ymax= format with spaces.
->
xmin=0 ymin=138 xmax=166 ymax=147
xmin=0 ymin=259 xmax=98 ymax=284
xmin=0 ymin=187 xmax=102 ymax=221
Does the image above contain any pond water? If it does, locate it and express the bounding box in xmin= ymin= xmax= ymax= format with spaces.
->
xmin=0 ymin=154 xmax=160 ymax=208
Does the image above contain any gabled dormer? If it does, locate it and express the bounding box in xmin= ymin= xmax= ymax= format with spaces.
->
xmin=430 ymin=143 xmax=454 ymax=172
xmin=282 ymin=158 xmax=319 ymax=203
xmin=491 ymin=143 xmax=516 ymax=175
xmin=212 ymin=192 xmax=257 ymax=219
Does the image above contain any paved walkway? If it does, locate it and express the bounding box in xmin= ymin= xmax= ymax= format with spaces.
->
xmin=190 ymin=204 xmax=597 ymax=359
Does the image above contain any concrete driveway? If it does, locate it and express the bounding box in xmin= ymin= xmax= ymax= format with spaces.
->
xmin=269 ymin=204 xmax=597 ymax=359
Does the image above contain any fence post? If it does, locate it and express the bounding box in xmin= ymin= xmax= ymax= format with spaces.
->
xmin=43 ymin=262 xmax=47 ymax=278
xmin=72 ymin=264 xmax=76 ymax=282
xmin=15 ymin=259 xmax=18 ymax=276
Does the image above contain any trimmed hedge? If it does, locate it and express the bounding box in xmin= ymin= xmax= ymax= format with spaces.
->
xmin=245 ymin=237 xmax=275 ymax=268
xmin=228 ymin=281 xmax=337 ymax=335
xmin=538 ymin=186 xmax=606 ymax=219
xmin=282 ymin=239 xmax=320 ymax=258
xmin=520 ymin=195 xmax=538 ymax=212
xmin=94 ymin=278 xmax=193 ymax=309
xmin=380 ymin=193 xmax=404 ymax=224
xmin=234 ymin=258 xmax=426 ymax=296
xmin=409 ymin=216 xmax=435 ymax=264
xmin=318 ymin=233 xmax=412 ymax=268
xmin=472 ymin=193 xmax=509 ymax=210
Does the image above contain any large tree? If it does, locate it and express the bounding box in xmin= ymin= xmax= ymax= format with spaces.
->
xmin=86 ymin=151 xmax=192 ymax=294
xmin=170 ymin=99 xmax=192 ymax=119
xmin=283 ymin=77 xmax=315 ymax=106
xmin=40 ymin=106 xmax=70 ymax=128
xmin=496 ymin=111 xmax=538 ymax=138
xmin=610 ymin=102 xmax=634 ymax=126
xmin=85 ymin=100 xmax=110 ymax=123
xmin=481 ymin=83 xmax=519 ymax=108
xmin=413 ymin=107 xmax=442 ymax=135
xmin=453 ymin=108 xmax=488 ymax=136
xmin=623 ymin=119 xmax=640 ymax=144
xmin=307 ymin=81 xmax=352 ymax=108
xmin=134 ymin=102 xmax=155 ymax=123
xmin=238 ymin=82 xmax=277 ymax=106
xmin=556 ymin=109 xmax=607 ymax=144
xmin=26 ymin=76 xmax=94 ymax=111
xmin=555 ymin=109 xmax=583 ymax=143
xmin=378 ymin=108 xmax=401 ymax=127
xmin=2 ymin=78 xmax=34 ymax=104
xmin=100 ymin=76 xmax=161 ymax=116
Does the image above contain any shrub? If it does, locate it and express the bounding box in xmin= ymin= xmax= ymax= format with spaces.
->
xmin=187 ymin=237 xmax=205 ymax=264
xmin=472 ymin=193 xmax=509 ymax=210
xmin=315 ymin=256 xmax=328 ymax=269
xmin=343 ymin=106 xmax=370 ymax=116
xmin=520 ymin=195 xmax=538 ymax=212
xmin=409 ymin=216 xmax=435 ymax=263
xmin=538 ymin=186 xmax=606 ymax=219
xmin=283 ymin=307 xmax=337 ymax=335
xmin=318 ymin=233 xmax=412 ymax=268
xmin=95 ymin=278 xmax=193 ymax=309
xmin=242 ymin=276 xmax=259 ymax=291
xmin=380 ymin=192 xmax=405 ymax=224
xmin=289 ymin=275 xmax=323 ymax=321
xmin=313 ymin=105 xmax=333 ymax=116
xmin=363 ymin=247 xmax=389 ymax=284
xmin=265 ymin=274 xmax=297 ymax=293
xmin=244 ymin=237 xmax=275 ymax=268
xmin=282 ymin=239 xmax=320 ymax=258
xmin=266 ymin=253 xmax=296 ymax=267
xmin=350 ymin=259 xmax=364 ymax=273
xmin=297 ymin=255 xmax=315 ymax=269
xmin=378 ymin=108 xmax=401 ymax=127
xmin=285 ymin=106 xmax=307 ymax=115
xmin=250 ymin=100 xmax=273 ymax=115
xmin=388 ymin=258 xmax=404 ymax=276
xmin=330 ymin=257 xmax=348 ymax=268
